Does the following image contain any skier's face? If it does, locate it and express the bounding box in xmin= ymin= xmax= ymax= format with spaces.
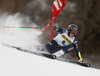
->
xmin=69 ymin=33 xmax=75 ymax=37
xmin=69 ymin=31 xmax=76 ymax=37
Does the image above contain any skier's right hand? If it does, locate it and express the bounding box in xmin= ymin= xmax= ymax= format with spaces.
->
xmin=53 ymin=25 xmax=59 ymax=31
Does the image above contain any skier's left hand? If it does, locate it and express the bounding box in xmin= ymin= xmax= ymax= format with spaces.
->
xmin=78 ymin=58 xmax=83 ymax=63
xmin=53 ymin=25 xmax=59 ymax=30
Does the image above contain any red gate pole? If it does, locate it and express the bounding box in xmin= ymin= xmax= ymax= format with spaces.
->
xmin=50 ymin=20 xmax=54 ymax=40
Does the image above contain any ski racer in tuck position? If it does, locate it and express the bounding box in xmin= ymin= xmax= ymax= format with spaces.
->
xmin=38 ymin=24 xmax=83 ymax=63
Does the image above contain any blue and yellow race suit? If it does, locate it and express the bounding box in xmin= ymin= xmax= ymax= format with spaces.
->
xmin=45 ymin=28 xmax=82 ymax=60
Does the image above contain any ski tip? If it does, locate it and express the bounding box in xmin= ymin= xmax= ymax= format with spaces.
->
xmin=86 ymin=63 xmax=91 ymax=67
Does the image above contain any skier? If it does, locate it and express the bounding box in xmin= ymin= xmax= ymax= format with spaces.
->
xmin=38 ymin=24 xmax=83 ymax=63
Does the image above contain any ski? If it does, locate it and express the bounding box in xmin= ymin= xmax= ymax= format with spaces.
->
xmin=43 ymin=54 xmax=91 ymax=67
xmin=42 ymin=53 xmax=56 ymax=59
xmin=2 ymin=44 xmax=91 ymax=67
xmin=68 ymin=61 xmax=91 ymax=67
xmin=2 ymin=44 xmax=56 ymax=59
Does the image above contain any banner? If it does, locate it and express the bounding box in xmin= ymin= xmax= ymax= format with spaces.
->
xmin=51 ymin=0 xmax=67 ymax=17
xmin=41 ymin=0 xmax=67 ymax=32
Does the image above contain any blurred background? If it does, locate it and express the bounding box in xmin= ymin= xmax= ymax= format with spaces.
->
xmin=0 ymin=0 xmax=100 ymax=68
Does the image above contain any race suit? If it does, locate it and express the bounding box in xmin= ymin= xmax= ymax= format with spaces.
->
xmin=45 ymin=28 xmax=82 ymax=60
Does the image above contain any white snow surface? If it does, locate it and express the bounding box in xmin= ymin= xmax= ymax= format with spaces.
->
xmin=0 ymin=13 xmax=100 ymax=76
xmin=0 ymin=43 xmax=100 ymax=76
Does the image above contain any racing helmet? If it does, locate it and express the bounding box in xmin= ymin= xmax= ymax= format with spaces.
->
xmin=68 ymin=24 xmax=78 ymax=35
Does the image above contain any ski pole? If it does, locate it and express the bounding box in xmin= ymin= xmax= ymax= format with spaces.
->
xmin=65 ymin=54 xmax=74 ymax=60
xmin=4 ymin=26 xmax=52 ymax=29
xmin=41 ymin=17 xmax=56 ymax=32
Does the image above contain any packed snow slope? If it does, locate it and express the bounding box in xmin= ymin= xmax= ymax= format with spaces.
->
xmin=0 ymin=44 xmax=100 ymax=76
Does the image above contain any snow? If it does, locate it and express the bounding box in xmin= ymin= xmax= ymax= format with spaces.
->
xmin=0 ymin=13 xmax=100 ymax=76
xmin=0 ymin=44 xmax=100 ymax=76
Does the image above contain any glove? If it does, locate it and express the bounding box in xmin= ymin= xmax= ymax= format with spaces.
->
xmin=53 ymin=25 xmax=59 ymax=31
xmin=78 ymin=58 xmax=83 ymax=63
